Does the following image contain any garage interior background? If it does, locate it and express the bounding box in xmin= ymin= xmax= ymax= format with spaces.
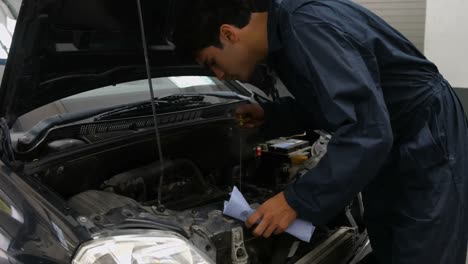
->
xmin=0 ymin=0 xmax=467 ymax=113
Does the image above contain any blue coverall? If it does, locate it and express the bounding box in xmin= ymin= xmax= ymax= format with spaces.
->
xmin=261 ymin=0 xmax=468 ymax=263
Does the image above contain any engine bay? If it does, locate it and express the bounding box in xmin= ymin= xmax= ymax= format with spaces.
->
xmin=25 ymin=116 xmax=365 ymax=263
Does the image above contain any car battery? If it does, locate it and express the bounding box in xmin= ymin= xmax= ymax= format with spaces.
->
xmin=252 ymin=132 xmax=331 ymax=188
xmin=265 ymin=138 xmax=309 ymax=155
xmin=252 ymin=138 xmax=311 ymax=188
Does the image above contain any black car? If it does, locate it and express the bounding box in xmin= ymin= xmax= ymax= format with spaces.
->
xmin=0 ymin=0 xmax=371 ymax=263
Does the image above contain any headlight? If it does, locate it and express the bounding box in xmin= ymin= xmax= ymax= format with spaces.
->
xmin=72 ymin=229 xmax=213 ymax=264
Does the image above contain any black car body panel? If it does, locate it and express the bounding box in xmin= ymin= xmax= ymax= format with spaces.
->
xmin=0 ymin=161 xmax=89 ymax=263
xmin=0 ymin=0 xmax=203 ymax=124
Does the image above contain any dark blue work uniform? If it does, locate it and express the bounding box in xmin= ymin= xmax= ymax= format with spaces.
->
xmin=261 ymin=0 xmax=468 ymax=263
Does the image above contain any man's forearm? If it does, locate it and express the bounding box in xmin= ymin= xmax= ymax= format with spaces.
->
xmin=260 ymin=97 xmax=315 ymax=139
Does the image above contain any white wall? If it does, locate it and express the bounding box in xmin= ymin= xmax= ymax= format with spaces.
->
xmin=0 ymin=0 xmax=18 ymax=83
xmin=425 ymin=0 xmax=468 ymax=88
xmin=354 ymin=0 xmax=426 ymax=52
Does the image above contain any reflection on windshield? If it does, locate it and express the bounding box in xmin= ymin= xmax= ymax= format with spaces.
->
xmin=168 ymin=76 xmax=215 ymax=88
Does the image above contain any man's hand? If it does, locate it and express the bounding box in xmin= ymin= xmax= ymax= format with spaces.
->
xmin=245 ymin=192 xmax=297 ymax=238
xmin=235 ymin=104 xmax=265 ymax=128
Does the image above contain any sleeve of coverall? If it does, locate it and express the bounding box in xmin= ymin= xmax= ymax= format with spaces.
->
xmin=282 ymin=13 xmax=394 ymax=224
xmin=259 ymin=97 xmax=317 ymax=139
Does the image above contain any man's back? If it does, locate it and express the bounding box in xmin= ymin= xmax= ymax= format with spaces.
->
xmin=270 ymin=0 xmax=440 ymax=124
xmin=268 ymin=1 xmax=468 ymax=263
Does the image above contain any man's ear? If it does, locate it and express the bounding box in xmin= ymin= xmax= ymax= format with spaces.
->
xmin=220 ymin=24 xmax=239 ymax=44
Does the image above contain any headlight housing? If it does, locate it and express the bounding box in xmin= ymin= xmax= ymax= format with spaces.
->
xmin=72 ymin=229 xmax=213 ymax=264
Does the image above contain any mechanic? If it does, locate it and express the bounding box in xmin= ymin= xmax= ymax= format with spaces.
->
xmin=174 ymin=0 xmax=468 ymax=263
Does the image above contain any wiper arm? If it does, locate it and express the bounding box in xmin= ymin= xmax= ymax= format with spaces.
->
xmin=94 ymin=91 xmax=252 ymax=121
xmin=93 ymin=100 xmax=154 ymax=121
xmin=94 ymin=96 xmax=211 ymax=121
xmin=162 ymin=91 xmax=252 ymax=101
xmin=96 ymin=91 xmax=251 ymax=121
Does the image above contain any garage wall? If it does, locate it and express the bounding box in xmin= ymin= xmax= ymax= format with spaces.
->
xmin=425 ymin=0 xmax=468 ymax=113
xmin=353 ymin=0 xmax=426 ymax=52
xmin=425 ymin=0 xmax=468 ymax=89
xmin=0 ymin=0 xmax=18 ymax=83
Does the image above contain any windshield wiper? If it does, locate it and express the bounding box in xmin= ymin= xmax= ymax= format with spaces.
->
xmin=95 ymin=91 xmax=251 ymax=121
xmin=165 ymin=91 xmax=252 ymax=101
xmin=94 ymin=96 xmax=210 ymax=121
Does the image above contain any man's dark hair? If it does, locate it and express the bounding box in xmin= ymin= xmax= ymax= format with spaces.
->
xmin=174 ymin=0 xmax=252 ymax=60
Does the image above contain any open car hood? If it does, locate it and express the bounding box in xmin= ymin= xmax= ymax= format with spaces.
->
xmin=0 ymin=0 xmax=204 ymax=125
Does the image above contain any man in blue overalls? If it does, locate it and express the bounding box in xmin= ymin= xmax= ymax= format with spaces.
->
xmin=174 ymin=0 xmax=468 ymax=262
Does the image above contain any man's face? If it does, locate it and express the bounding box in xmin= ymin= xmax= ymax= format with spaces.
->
xmin=196 ymin=25 xmax=258 ymax=82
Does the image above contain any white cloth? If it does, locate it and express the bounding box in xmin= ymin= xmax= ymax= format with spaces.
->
xmin=223 ymin=186 xmax=315 ymax=242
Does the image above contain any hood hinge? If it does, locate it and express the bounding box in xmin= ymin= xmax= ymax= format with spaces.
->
xmin=0 ymin=118 xmax=16 ymax=164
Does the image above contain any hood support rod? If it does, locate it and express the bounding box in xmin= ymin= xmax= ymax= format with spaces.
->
xmin=136 ymin=0 xmax=166 ymax=211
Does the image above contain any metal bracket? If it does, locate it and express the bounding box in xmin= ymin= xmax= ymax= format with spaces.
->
xmin=76 ymin=215 xmax=98 ymax=233
xmin=314 ymin=130 xmax=332 ymax=140
xmin=191 ymin=224 xmax=217 ymax=261
xmin=0 ymin=118 xmax=15 ymax=163
xmin=345 ymin=206 xmax=359 ymax=230
xmin=231 ymin=227 xmax=248 ymax=264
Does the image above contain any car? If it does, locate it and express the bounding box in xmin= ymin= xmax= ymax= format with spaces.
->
xmin=0 ymin=0 xmax=371 ymax=263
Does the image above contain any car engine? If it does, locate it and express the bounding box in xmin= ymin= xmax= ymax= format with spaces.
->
xmin=60 ymin=130 xmax=365 ymax=263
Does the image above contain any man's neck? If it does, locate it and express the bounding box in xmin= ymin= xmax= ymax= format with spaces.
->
xmin=244 ymin=12 xmax=269 ymax=62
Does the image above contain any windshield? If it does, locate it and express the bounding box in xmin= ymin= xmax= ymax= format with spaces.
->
xmin=12 ymin=76 xmax=236 ymax=132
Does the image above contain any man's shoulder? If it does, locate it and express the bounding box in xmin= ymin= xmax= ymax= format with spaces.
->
xmin=273 ymin=0 xmax=308 ymax=14
xmin=274 ymin=0 xmax=342 ymax=13
xmin=273 ymin=0 xmax=366 ymax=31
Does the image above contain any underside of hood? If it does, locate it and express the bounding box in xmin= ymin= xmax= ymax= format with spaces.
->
xmin=0 ymin=0 xmax=204 ymax=125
